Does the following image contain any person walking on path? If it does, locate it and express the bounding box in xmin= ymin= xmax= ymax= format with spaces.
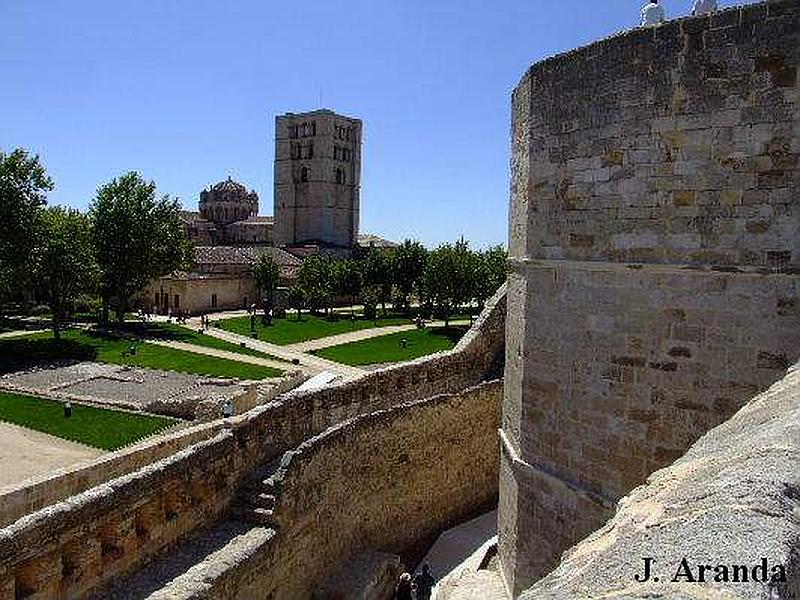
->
xmin=641 ymin=0 xmax=665 ymax=26
xmin=412 ymin=564 xmax=435 ymax=600
xmin=395 ymin=572 xmax=413 ymax=600
xmin=692 ymin=0 xmax=718 ymax=16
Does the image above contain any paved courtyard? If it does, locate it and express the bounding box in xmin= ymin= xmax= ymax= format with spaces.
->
xmin=0 ymin=361 xmax=247 ymax=419
xmin=0 ymin=421 xmax=103 ymax=490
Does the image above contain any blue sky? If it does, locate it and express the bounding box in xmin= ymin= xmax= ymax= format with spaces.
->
xmin=0 ymin=1 xmax=754 ymax=248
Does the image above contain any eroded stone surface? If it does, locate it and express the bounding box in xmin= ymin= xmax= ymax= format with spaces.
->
xmin=523 ymin=363 xmax=800 ymax=599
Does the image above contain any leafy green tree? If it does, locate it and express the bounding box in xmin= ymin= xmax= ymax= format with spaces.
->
xmin=393 ymin=239 xmax=428 ymax=313
xmin=286 ymin=285 xmax=305 ymax=320
xmin=33 ymin=207 xmax=97 ymax=339
xmin=298 ymin=253 xmax=332 ymax=315
xmin=332 ymin=259 xmax=363 ymax=314
xmin=473 ymin=245 xmax=507 ymax=308
xmin=361 ymin=285 xmax=379 ymax=320
xmin=90 ymin=172 xmax=191 ymax=323
xmin=254 ymin=254 xmax=280 ymax=325
xmin=421 ymin=239 xmax=475 ymax=327
xmin=362 ymin=248 xmax=394 ymax=316
xmin=0 ymin=149 xmax=52 ymax=314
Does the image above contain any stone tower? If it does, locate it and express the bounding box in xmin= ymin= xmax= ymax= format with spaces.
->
xmin=501 ymin=2 xmax=800 ymax=596
xmin=273 ymin=109 xmax=362 ymax=247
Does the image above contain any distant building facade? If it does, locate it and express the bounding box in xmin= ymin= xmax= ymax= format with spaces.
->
xmin=144 ymin=109 xmax=392 ymax=315
xmin=146 ymin=246 xmax=301 ymax=315
xmin=274 ymin=109 xmax=362 ymax=248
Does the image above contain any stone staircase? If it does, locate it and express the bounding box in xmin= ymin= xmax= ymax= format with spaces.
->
xmin=234 ymin=457 xmax=284 ymax=528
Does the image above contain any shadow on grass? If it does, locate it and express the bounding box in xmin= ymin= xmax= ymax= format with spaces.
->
xmin=0 ymin=338 xmax=97 ymax=374
xmin=431 ymin=326 xmax=470 ymax=344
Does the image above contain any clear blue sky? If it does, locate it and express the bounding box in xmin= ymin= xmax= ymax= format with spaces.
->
xmin=0 ymin=1 xmax=753 ymax=249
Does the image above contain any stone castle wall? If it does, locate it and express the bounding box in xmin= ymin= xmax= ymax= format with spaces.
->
xmin=524 ymin=362 xmax=800 ymax=599
xmin=0 ymin=286 xmax=505 ymax=599
xmin=228 ymin=380 xmax=502 ymax=600
xmin=502 ymin=1 xmax=800 ymax=595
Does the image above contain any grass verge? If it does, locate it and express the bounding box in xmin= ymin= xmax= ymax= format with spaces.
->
xmin=129 ymin=322 xmax=287 ymax=362
xmin=313 ymin=326 xmax=467 ymax=366
xmin=0 ymin=391 xmax=176 ymax=450
xmin=0 ymin=329 xmax=283 ymax=380
xmin=217 ymin=312 xmax=413 ymax=345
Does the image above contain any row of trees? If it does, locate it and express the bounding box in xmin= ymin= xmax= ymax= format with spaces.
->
xmin=254 ymin=239 xmax=506 ymax=327
xmin=1 ymin=147 xmax=507 ymax=335
xmin=0 ymin=149 xmax=191 ymax=337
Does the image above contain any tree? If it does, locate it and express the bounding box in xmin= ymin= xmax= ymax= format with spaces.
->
xmin=421 ymin=239 xmax=475 ymax=327
xmin=33 ymin=207 xmax=97 ymax=339
xmin=286 ymin=285 xmax=305 ymax=320
xmin=0 ymin=149 xmax=52 ymax=314
xmin=473 ymin=245 xmax=507 ymax=308
xmin=298 ymin=253 xmax=332 ymax=315
xmin=332 ymin=259 xmax=362 ymax=314
xmin=90 ymin=172 xmax=191 ymax=323
xmin=254 ymin=254 xmax=280 ymax=325
xmin=362 ymin=248 xmax=394 ymax=316
xmin=393 ymin=239 xmax=428 ymax=313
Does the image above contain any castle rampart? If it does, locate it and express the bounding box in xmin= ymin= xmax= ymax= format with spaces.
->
xmin=0 ymin=287 xmax=505 ymax=599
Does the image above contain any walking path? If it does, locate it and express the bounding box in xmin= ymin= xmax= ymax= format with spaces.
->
xmin=201 ymin=327 xmax=365 ymax=379
xmin=286 ymin=320 xmax=471 ymax=353
xmin=144 ymin=339 xmax=298 ymax=373
xmin=422 ymin=510 xmax=507 ymax=600
xmin=0 ymin=422 xmax=103 ymax=490
xmin=0 ymin=329 xmax=48 ymax=339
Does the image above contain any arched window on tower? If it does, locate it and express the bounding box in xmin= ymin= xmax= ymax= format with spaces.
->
xmin=301 ymin=167 xmax=308 ymax=182
xmin=335 ymin=168 xmax=344 ymax=184
xmin=306 ymin=142 xmax=314 ymax=159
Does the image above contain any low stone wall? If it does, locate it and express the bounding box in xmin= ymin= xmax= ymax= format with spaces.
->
xmin=0 ymin=420 xmax=226 ymax=529
xmin=0 ymin=431 xmax=241 ymax=600
xmin=230 ymin=379 xmax=503 ymax=600
xmin=523 ymin=361 xmax=800 ymax=599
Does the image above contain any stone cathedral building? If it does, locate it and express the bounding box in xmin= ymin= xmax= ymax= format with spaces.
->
xmin=146 ymin=109 xmax=394 ymax=314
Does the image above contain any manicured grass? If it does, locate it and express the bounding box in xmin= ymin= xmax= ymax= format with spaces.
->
xmin=0 ymin=329 xmax=283 ymax=380
xmin=313 ymin=326 xmax=468 ymax=366
xmin=128 ymin=322 xmax=287 ymax=362
xmin=217 ymin=312 xmax=413 ymax=346
xmin=0 ymin=391 xmax=177 ymax=450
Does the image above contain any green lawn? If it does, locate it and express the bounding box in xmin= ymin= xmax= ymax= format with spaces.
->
xmin=313 ymin=326 xmax=468 ymax=366
xmin=217 ymin=312 xmax=414 ymax=345
xmin=0 ymin=329 xmax=283 ymax=380
xmin=128 ymin=322 xmax=286 ymax=362
xmin=0 ymin=391 xmax=177 ymax=450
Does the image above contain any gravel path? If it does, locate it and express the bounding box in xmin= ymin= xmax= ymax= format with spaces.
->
xmin=0 ymin=329 xmax=49 ymax=339
xmin=201 ymin=327 xmax=365 ymax=378
xmin=0 ymin=422 xmax=103 ymax=490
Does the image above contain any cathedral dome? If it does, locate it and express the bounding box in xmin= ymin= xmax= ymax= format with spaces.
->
xmin=199 ymin=177 xmax=259 ymax=225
